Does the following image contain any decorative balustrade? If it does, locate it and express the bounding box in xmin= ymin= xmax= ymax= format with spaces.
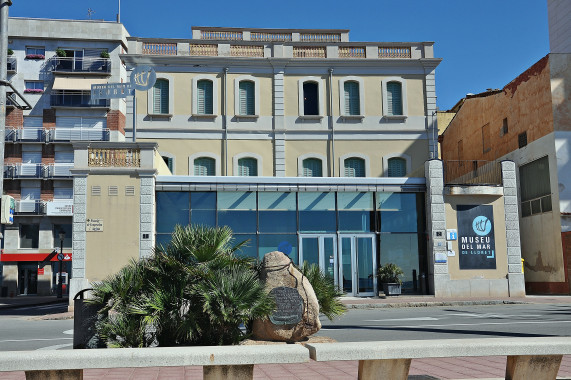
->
xmin=142 ymin=42 xmax=177 ymax=55
xmin=250 ymin=32 xmax=292 ymax=42
xmin=230 ymin=45 xmax=264 ymax=57
xmin=188 ymin=44 xmax=218 ymax=56
xmin=201 ymin=31 xmax=243 ymax=40
xmin=339 ymin=46 xmax=366 ymax=58
xmin=379 ymin=46 xmax=411 ymax=58
xmin=300 ymin=33 xmax=341 ymax=42
xmin=293 ymin=46 xmax=326 ymax=58
xmin=88 ymin=148 xmax=140 ymax=167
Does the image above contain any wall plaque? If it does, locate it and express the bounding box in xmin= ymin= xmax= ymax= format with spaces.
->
xmin=457 ymin=204 xmax=496 ymax=269
xmin=86 ymin=218 xmax=103 ymax=232
xmin=269 ymin=286 xmax=304 ymax=325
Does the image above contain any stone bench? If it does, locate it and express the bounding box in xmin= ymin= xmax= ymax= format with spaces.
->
xmin=305 ymin=337 xmax=571 ymax=380
xmin=0 ymin=344 xmax=309 ymax=380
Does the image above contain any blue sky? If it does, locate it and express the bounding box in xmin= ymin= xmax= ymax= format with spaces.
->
xmin=10 ymin=0 xmax=550 ymax=110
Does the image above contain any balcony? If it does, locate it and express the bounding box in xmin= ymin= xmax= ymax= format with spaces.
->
xmin=7 ymin=57 xmax=17 ymax=73
xmin=4 ymin=127 xmax=45 ymax=143
xmin=51 ymin=57 xmax=111 ymax=74
xmin=51 ymin=91 xmax=110 ymax=108
xmin=46 ymin=163 xmax=74 ymax=178
xmin=50 ymin=127 xmax=110 ymax=142
xmin=88 ymin=148 xmax=140 ymax=167
xmin=16 ymin=200 xmax=43 ymax=214
xmin=4 ymin=163 xmax=44 ymax=179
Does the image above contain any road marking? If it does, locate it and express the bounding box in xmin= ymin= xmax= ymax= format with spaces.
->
xmin=37 ymin=343 xmax=73 ymax=351
xmin=63 ymin=329 xmax=73 ymax=335
xmin=364 ymin=317 xmax=439 ymax=322
xmin=0 ymin=338 xmax=72 ymax=343
xmin=446 ymin=313 xmax=542 ymax=319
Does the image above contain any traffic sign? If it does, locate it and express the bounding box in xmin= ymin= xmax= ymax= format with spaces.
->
xmin=57 ymin=253 xmax=64 ymax=261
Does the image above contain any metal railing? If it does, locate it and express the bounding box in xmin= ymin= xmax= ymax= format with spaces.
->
xmin=230 ymin=45 xmax=264 ymax=57
xmin=46 ymin=163 xmax=74 ymax=177
xmin=7 ymin=56 xmax=17 ymax=72
xmin=52 ymin=57 xmax=111 ymax=73
xmin=443 ymin=160 xmax=502 ymax=185
xmin=379 ymin=46 xmax=411 ymax=58
xmin=50 ymin=127 xmax=110 ymax=142
xmin=16 ymin=200 xmax=43 ymax=214
xmin=51 ymin=92 xmax=110 ymax=108
xmin=142 ymin=42 xmax=177 ymax=55
xmin=339 ymin=46 xmax=366 ymax=58
xmin=294 ymin=46 xmax=326 ymax=58
xmin=88 ymin=148 xmax=140 ymax=167
xmin=188 ymin=44 xmax=218 ymax=56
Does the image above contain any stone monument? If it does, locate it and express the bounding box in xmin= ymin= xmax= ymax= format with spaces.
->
xmin=252 ymin=251 xmax=321 ymax=342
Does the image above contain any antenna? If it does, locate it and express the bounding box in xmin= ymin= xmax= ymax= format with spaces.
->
xmin=87 ymin=8 xmax=95 ymax=20
xmin=117 ymin=0 xmax=121 ymax=23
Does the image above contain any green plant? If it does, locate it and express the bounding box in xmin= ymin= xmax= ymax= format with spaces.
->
xmin=100 ymin=51 xmax=110 ymax=58
xmin=89 ymin=225 xmax=274 ymax=347
xmin=300 ymin=262 xmax=346 ymax=321
xmin=7 ymin=48 xmax=13 ymax=55
xmin=377 ymin=263 xmax=404 ymax=284
xmin=55 ymin=48 xmax=66 ymax=57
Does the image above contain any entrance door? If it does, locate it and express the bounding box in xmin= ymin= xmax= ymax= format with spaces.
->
xmin=339 ymin=234 xmax=377 ymax=296
xmin=299 ymin=235 xmax=337 ymax=285
xmin=18 ymin=264 xmax=38 ymax=295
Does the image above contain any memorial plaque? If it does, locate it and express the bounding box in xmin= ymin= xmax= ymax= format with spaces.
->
xmin=269 ymin=286 xmax=304 ymax=325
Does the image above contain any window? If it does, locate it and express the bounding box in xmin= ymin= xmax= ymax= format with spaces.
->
xmin=344 ymin=157 xmax=365 ymax=177
xmin=303 ymin=82 xmax=319 ymax=116
xmin=518 ymin=132 xmax=527 ymax=148
xmin=53 ymin=224 xmax=72 ymax=248
xmin=26 ymin=47 xmax=45 ymax=56
xmin=24 ymin=81 xmax=44 ymax=93
xmin=519 ymin=156 xmax=552 ymax=217
xmin=194 ymin=157 xmax=215 ymax=176
xmin=162 ymin=156 xmax=174 ymax=173
xmin=302 ymin=158 xmax=323 ymax=177
xmin=501 ymin=118 xmax=508 ymax=136
xmin=386 ymin=81 xmax=403 ymax=116
xmin=387 ymin=158 xmax=407 ymax=177
xmin=482 ymin=123 xmax=491 ymax=153
xmin=238 ymin=80 xmax=255 ymax=115
xmin=343 ymin=81 xmax=360 ymax=115
xmin=238 ymin=157 xmax=258 ymax=176
xmin=196 ymin=79 xmax=213 ymax=115
xmin=20 ymin=224 xmax=39 ymax=249
xmin=153 ymin=79 xmax=169 ymax=114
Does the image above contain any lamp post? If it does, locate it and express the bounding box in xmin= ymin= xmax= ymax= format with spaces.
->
xmin=57 ymin=230 xmax=65 ymax=298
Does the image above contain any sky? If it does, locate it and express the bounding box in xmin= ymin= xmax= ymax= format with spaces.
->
xmin=9 ymin=0 xmax=550 ymax=111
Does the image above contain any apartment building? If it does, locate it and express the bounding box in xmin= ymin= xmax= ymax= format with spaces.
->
xmin=0 ymin=18 xmax=128 ymax=296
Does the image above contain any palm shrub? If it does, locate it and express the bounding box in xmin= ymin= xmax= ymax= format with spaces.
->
xmin=377 ymin=263 xmax=404 ymax=284
xmin=300 ymin=262 xmax=346 ymax=320
xmin=89 ymin=225 xmax=274 ymax=347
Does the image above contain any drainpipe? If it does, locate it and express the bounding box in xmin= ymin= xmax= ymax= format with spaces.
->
xmin=328 ymin=68 xmax=335 ymax=177
xmin=223 ymin=67 xmax=228 ymax=176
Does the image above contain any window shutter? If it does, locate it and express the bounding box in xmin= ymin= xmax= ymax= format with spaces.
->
xmin=387 ymin=82 xmax=403 ymax=116
xmin=238 ymin=157 xmax=257 ymax=176
xmin=197 ymin=80 xmax=213 ymax=115
xmin=153 ymin=79 xmax=169 ymax=114
xmin=194 ymin=157 xmax=215 ymax=176
xmin=344 ymin=81 xmax=360 ymax=115
xmin=239 ymin=81 xmax=255 ymax=115
xmin=387 ymin=158 xmax=406 ymax=177
xmin=344 ymin=158 xmax=365 ymax=177
xmin=302 ymin=158 xmax=322 ymax=177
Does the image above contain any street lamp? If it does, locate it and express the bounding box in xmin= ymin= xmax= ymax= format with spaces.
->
xmin=57 ymin=230 xmax=65 ymax=298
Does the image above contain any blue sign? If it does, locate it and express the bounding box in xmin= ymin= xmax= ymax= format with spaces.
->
xmin=131 ymin=66 xmax=156 ymax=91
xmin=457 ymin=205 xmax=496 ymax=270
xmin=91 ymin=83 xmax=133 ymax=99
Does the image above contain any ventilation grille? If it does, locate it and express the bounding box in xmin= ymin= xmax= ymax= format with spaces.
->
xmin=125 ymin=186 xmax=135 ymax=196
xmin=91 ymin=186 xmax=101 ymax=196
xmin=518 ymin=132 xmax=528 ymax=148
xmin=108 ymin=186 xmax=118 ymax=196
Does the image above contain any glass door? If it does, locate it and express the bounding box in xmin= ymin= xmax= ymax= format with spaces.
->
xmin=18 ymin=264 xmax=38 ymax=295
xmin=338 ymin=234 xmax=377 ymax=296
xmin=299 ymin=234 xmax=338 ymax=285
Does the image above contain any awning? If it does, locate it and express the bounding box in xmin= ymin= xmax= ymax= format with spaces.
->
xmin=52 ymin=76 xmax=108 ymax=91
xmin=0 ymin=251 xmax=72 ymax=262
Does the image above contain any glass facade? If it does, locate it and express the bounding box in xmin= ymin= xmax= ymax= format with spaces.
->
xmin=155 ymin=190 xmax=426 ymax=294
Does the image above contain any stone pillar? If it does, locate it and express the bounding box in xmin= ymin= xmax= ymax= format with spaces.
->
xmin=273 ymin=67 xmax=286 ymax=177
xmin=425 ymin=159 xmax=448 ymax=296
xmin=139 ymin=175 xmax=155 ymax=259
xmin=502 ymin=160 xmax=526 ymax=297
xmin=424 ymin=69 xmax=438 ymax=159
xmin=69 ymin=172 xmax=89 ymax=305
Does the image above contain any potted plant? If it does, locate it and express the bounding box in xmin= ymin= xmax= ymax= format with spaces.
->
xmin=55 ymin=48 xmax=66 ymax=57
xmin=7 ymin=48 xmax=13 ymax=56
xmin=100 ymin=51 xmax=110 ymax=58
xmin=377 ymin=263 xmax=404 ymax=296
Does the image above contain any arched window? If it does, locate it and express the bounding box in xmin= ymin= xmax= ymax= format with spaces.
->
xmin=194 ymin=157 xmax=215 ymax=176
xmin=196 ymin=79 xmax=213 ymax=115
xmin=302 ymin=158 xmax=322 ymax=177
xmin=238 ymin=81 xmax=255 ymax=115
xmin=303 ymin=82 xmax=319 ymax=115
xmin=387 ymin=157 xmax=407 ymax=177
xmin=162 ymin=156 xmax=174 ymax=173
xmin=387 ymin=81 xmax=403 ymax=116
xmin=344 ymin=157 xmax=365 ymax=177
xmin=343 ymin=81 xmax=360 ymax=115
xmin=153 ymin=79 xmax=169 ymax=114
xmin=238 ymin=157 xmax=258 ymax=176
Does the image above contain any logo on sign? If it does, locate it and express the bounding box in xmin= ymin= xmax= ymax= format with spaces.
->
xmin=472 ymin=216 xmax=491 ymax=236
xmin=130 ymin=66 xmax=156 ymax=91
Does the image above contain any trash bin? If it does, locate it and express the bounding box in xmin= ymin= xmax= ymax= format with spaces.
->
xmin=0 ymin=286 xmax=7 ymax=298
xmin=73 ymin=288 xmax=106 ymax=349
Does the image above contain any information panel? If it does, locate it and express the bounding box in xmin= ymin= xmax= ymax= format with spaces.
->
xmin=457 ymin=205 xmax=496 ymax=270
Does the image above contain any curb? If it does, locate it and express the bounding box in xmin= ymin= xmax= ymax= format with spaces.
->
xmin=0 ymin=298 xmax=68 ymax=311
xmin=344 ymin=300 xmax=528 ymax=309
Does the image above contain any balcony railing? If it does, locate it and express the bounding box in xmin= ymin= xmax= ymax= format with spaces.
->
xmin=47 ymin=163 xmax=74 ymax=177
xmin=4 ymin=163 xmax=44 ymax=178
xmin=88 ymin=148 xmax=140 ymax=167
xmin=188 ymin=44 xmax=218 ymax=56
xmin=142 ymin=42 xmax=177 ymax=55
xmin=52 ymin=57 xmax=111 ymax=74
xmin=339 ymin=46 xmax=366 ymax=58
xmin=16 ymin=200 xmax=43 ymax=214
xmin=230 ymin=45 xmax=264 ymax=57
xmin=50 ymin=128 xmax=109 ymax=142
xmin=443 ymin=160 xmax=502 ymax=186
xmin=293 ymin=46 xmax=326 ymax=58
xmin=7 ymin=57 xmax=17 ymax=73
xmin=51 ymin=92 xmax=110 ymax=108
xmin=379 ymin=47 xmax=411 ymax=58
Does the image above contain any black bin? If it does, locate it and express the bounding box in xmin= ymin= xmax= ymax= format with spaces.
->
xmin=73 ymin=289 xmax=106 ymax=349
xmin=1 ymin=287 xmax=7 ymax=297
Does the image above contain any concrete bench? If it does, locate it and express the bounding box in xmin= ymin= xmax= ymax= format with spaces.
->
xmin=0 ymin=344 xmax=309 ymax=380
xmin=305 ymin=337 xmax=571 ymax=380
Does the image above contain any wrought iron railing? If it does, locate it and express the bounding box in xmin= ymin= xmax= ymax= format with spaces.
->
xmin=443 ymin=160 xmax=502 ymax=186
xmin=88 ymin=148 xmax=140 ymax=167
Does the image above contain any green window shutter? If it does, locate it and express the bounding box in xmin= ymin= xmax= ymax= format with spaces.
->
xmin=162 ymin=156 xmax=174 ymax=173
xmin=302 ymin=158 xmax=322 ymax=177
xmin=238 ymin=157 xmax=257 ymax=176
xmin=387 ymin=157 xmax=406 ymax=177
xmin=344 ymin=81 xmax=360 ymax=115
xmin=153 ymin=79 xmax=169 ymax=114
xmin=239 ymin=81 xmax=255 ymax=115
xmin=194 ymin=157 xmax=215 ymax=176
xmin=197 ymin=80 xmax=213 ymax=115
xmin=387 ymin=82 xmax=403 ymax=116
xmin=344 ymin=158 xmax=365 ymax=177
